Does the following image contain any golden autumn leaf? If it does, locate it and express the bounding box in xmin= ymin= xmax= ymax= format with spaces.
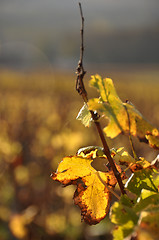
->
xmin=111 ymin=148 xmax=151 ymax=172
xmin=146 ymin=133 xmax=159 ymax=150
xmin=88 ymin=75 xmax=159 ymax=149
xmin=51 ymin=154 xmax=122 ymax=225
xmin=77 ymin=146 xmax=152 ymax=173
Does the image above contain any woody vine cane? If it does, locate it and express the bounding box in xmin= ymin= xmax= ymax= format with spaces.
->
xmin=76 ymin=2 xmax=126 ymax=195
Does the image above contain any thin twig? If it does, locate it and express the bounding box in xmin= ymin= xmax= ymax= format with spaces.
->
xmin=79 ymin=3 xmax=84 ymax=69
xmin=75 ymin=2 xmax=126 ymax=195
xmin=76 ymin=2 xmax=88 ymax=103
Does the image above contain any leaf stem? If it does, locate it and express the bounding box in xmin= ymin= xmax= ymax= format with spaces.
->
xmin=75 ymin=2 xmax=126 ymax=195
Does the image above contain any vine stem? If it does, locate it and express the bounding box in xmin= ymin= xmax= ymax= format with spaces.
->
xmin=76 ymin=2 xmax=126 ymax=195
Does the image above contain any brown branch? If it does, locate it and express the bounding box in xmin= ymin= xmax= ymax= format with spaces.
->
xmin=76 ymin=2 xmax=88 ymax=103
xmin=75 ymin=2 xmax=126 ymax=195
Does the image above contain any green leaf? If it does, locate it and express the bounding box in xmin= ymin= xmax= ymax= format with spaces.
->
xmin=76 ymin=103 xmax=92 ymax=127
xmin=88 ymin=75 xmax=159 ymax=149
xmin=120 ymin=194 xmax=134 ymax=208
xmin=113 ymin=221 xmax=135 ymax=240
xmin=110 ymin=202 xmax=138 ymax=225
xmin=110 ymin=201 xmax=138 ymax=239
xmin=112 ymin=227 xmax=123 ymax=240
xmin=154 ymin=174 xmax=159 ymax=189
xmin=125 ymin=169 xmax=158 ymax=196
xmin=135 ymin=189 xmax=159 ymax=213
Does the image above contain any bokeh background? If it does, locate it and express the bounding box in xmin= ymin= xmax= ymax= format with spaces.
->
xmin=0 ymin=0 xmax=159 ymax=239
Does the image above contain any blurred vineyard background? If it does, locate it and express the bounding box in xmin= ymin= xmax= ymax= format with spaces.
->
xmin=1 ymin=0 xmax=159 ymax=239
xmin=0 ymin=66 xmax=159 ymax=240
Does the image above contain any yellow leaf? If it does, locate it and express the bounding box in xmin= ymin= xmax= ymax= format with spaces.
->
xmin=74 ymin=171 xmax=111 ymax=224
xmin=51 ymin=156 xmax=95 ymax=185
xmin=51 ymin=155 xmax=121 ymax=224
xmin=146 ymin=134 xmax=159 ymax=150
xmin=88 ymin=75 xmax=159 ymax=149
xmin=111 ymin=148 xmax=151 ymax=172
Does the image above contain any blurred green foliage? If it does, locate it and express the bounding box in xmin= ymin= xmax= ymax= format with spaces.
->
xmin=0 ymin=67 xmax=159 ymax=240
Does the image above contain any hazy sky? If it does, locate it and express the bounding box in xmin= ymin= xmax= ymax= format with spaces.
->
xmin=1 ymin=0 xmax=159 ymax=67
xmin=1 ymin=0 xmax=159 ymax=31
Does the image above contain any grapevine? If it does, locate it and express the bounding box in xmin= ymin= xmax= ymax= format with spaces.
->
xmin=52 ymin=2 xmax=159 ymax=240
